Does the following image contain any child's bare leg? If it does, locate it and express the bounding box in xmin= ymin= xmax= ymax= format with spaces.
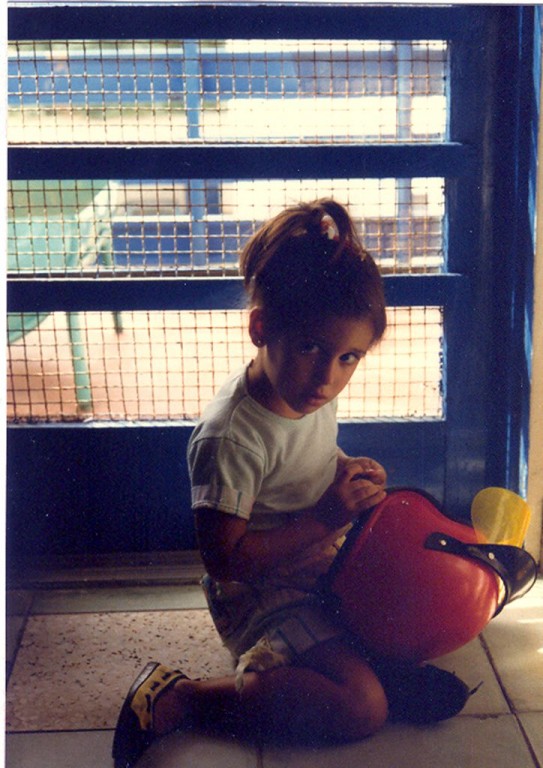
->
xmin=154 ymin=638 xmax=388 ymax=744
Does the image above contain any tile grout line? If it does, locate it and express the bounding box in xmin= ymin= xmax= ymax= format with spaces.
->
xmin=6 ymin=592 xmax=36 ymax=685
xmin=479 ymin=634 xmax=542 ymax=768
xmin=512 ymin=715 xmax=543 ymax=768
xmin=28 ymin=606 xmax=209 ymax=617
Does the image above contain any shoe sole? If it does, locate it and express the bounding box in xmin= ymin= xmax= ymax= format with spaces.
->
xmin=112 ymin=662 xmax=161 ymax=768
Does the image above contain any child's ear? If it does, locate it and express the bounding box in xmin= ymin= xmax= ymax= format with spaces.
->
xmin=248 ymin=306 xmax=266 ymax=348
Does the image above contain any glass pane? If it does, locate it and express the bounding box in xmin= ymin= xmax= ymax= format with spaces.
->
xmin=8 ymin=39 xmax=449 ymax=144
xmin=6 ymin=307 xmax=443 ymax=422
xmin=8 ymin=178 xmax=445 ymax=275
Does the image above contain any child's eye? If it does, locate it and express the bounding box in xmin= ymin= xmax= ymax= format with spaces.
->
xmin=299 ymin=342 xmax=321 ymax=355
xmin=340 ymin=352 xmax=361 ymax=365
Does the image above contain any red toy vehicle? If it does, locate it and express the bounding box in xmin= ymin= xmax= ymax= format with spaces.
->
xmin=324 ymin=488 xmax=537 ymax=662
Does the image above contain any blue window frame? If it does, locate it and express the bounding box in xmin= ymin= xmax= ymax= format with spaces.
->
xmin=6 ymin=4 xmax=538 ymax=558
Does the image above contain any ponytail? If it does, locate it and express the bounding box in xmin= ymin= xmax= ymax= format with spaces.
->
xmin=240 ymin=198 xmax=386 ymax=345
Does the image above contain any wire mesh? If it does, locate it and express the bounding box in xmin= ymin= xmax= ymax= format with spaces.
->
xmin=6 ymin=308 xmax=443 ymax=423
xmin=7 ymin=180 xmax=118 ymax=275
xmin=8 ymin=39 xmax=449 ymax=144
xmin=8 ymin=178 xmax=445 ymax=276
xmin=7 ymin=33 xmax=449 ymax=424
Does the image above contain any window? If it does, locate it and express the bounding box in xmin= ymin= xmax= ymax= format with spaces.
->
xmin=8 ymin=39 xmax=447 ymax=144
xmin=8 ymin=36 xmax=448 ymax=422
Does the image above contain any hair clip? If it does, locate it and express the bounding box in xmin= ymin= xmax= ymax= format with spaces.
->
xmin=320 ymin=214 xmax=340 ymax=242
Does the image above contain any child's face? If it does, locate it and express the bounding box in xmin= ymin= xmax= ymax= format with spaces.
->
xmin=262 ymin=315 xmax=375 ymax=418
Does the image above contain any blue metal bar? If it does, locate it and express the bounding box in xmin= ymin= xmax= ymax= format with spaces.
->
xmin=442 ymin=6 xmax=537 ymax=515
xmin=486 ymin=6 xmax=537 ymax=493
xmin=6 ymin=274 xmax=467 ymax=313
xmin=8 ymin=144 xmax=475 ymax=181
xmin=395 ymin=44 xmax=415 ymax=268
xmin=7 ymin=5 xmax=485 ymax=43
xmin=184 ymin=40 xmax=202 ymax=140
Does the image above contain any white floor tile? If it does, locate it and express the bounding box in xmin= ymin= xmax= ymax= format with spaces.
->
xmin=6 ymin=730 xmax=114 ymax=768
xmin=519 ymin=712 xmax=543 ymax=765
xmin=482 ymin=578 xmax=543 ymax=712
xmin=138 ymin=732 xmax=260 ymax=768
xmin=261 ymin=715 xmax=537 ymax=768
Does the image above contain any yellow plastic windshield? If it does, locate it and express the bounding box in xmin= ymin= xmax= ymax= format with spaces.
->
xmin=471 ymin=487 xmax=531 ymax=547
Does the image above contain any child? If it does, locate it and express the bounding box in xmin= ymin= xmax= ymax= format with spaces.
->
xmin=113 ymin=199 xmax=472 ymax=768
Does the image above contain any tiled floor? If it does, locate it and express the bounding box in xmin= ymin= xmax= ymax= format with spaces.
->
xmin=6 ymin=573 xmax=543 ymax=768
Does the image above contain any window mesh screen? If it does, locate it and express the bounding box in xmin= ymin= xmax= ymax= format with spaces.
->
xmin=8 ymin=40 xmax=448 ymax=144
xmin=8 ymin=32 xmax=449 ymax=424
xmin=7 ymin=308 xmax=443 ymax=422
xmin=8 ymin=178 xmax=445 ymax=276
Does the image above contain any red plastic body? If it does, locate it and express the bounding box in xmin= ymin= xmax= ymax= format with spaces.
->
xmin=328 ymin=490 xmax=500 ymax=662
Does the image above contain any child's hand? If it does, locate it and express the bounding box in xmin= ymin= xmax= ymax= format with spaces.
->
xmin=343 ymin=456 xmax=387 ymax=488
xmin=314 ymin=461 xmax=387 ymax=530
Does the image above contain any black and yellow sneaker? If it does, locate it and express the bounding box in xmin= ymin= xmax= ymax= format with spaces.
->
xmin=112 ymin=662 xmax=189 ymax=768
xmin=371 ymin=659 xmax=479 ymax=724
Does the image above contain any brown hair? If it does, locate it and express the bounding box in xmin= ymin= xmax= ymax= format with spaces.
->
xmin=240 ymin=198 xmax=386 ymax=344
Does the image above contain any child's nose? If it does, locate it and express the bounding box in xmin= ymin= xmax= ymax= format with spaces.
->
xmin=314 ymin=358 xmax=337 ymax=387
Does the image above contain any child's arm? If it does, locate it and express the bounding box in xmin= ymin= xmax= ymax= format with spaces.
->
xmin=195 ymin=461 xmax=385 ymax=583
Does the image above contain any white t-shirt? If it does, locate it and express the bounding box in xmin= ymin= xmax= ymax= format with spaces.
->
xmin=188 ymin=365 xmax=339 ymax=531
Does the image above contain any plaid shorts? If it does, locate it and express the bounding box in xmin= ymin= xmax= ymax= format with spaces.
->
xmin=201 ymin=574 xmax=344 ymax=663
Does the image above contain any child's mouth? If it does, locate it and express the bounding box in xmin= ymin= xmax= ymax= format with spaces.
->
xmin=305 ymin=392 xmax=328 ymax=406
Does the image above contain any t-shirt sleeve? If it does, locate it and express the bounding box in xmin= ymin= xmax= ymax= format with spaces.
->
xmin=187 ymin=435 xmax=265 ymax=520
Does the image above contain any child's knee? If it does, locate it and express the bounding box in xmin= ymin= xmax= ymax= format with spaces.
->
xmin=346 ymin=683 xmax=388 ymax=739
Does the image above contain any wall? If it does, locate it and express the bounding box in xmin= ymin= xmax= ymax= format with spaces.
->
xmin=527 ymin=69 xmax=543 ymax=564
